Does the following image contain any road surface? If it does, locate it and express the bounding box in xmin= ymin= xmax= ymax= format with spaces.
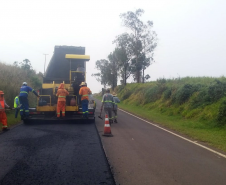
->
xmin=95 ymin=98 xmax=226 ymax=185
xmin=0 ymin=120 xmax=115 ymax=185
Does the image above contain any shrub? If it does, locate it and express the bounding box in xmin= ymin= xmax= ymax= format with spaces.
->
xmin=173 ymin=84 xmax=194 ymax=104
xmin=217 ymin=100 xmax=226 ymax=126
xmin=208 ymin=80 xmax=226 ymax=103
xmin=144 ymin=85 xmax=160 ymax=103
xmin=0 ymin=62 xmax=42 ymax=106
xmin=163 ymin=87 xmax=171 ymax=100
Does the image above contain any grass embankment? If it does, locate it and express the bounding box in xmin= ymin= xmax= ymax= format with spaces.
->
xmin=5 ymin=110 xmax=21 ymax=128
xmin=0 ymin=62 xmax=42 ymax=128
xmin=96 ymin=77 xmax=226 ymax=152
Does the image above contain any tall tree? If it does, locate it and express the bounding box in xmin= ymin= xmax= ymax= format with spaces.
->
xmin=108 ymin=51 xmax=118 ymax=90
xmin=119 ymin=9 xmax=157 ymax=83
xmin=92 ymin=59 xmax=112 ymax=88
xmin=114 ymin=34 xmax=132 ymax=85
xmin=20 ymin=59 xmax=32 ymax=70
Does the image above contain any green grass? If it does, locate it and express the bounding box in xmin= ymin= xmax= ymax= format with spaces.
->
xmin=5 ymin=110 xmax=21 ymax=128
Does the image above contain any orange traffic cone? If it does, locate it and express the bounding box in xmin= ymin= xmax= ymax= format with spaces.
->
xmin=102 ymin=114 xmax=113 ymax=137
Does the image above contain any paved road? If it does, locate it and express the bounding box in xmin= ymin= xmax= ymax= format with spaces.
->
xmin=95 ymin=98 xmax=226 ymax=185
xmin=0 ymin=120 xmax=115 ymax=185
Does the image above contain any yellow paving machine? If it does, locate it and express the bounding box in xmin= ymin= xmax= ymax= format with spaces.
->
xmin=25 ymin=46 xmax=95 ymax=123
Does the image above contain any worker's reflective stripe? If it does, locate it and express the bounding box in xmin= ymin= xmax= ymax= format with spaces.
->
xmin=62 ymin=112 xmax=65 ymax=113
xmin=59 ymin=96 xmax=66 ymax=98
xmin=20 ymin=109 xmax=24 ymax=112
xmin=25 ymin=110 xmax=29 ymax=112
xmin=86 ymin=111 xmax=88 ymax=113
xmin=82 ymin=94 xmax=88 ymax=97
xmin=104 ymin=101 xmax=113 ymax=103
xmin=57 ymin=113 xmax=60 ymax=114
xmin=20 ymin=91 xmax=28 ymax=94
xmin=83 ymin=112 xmax=85 ymax=114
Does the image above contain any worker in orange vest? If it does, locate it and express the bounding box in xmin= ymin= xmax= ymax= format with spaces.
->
xmin=56 ymin=83 xmax=69 ymax=118
xmin=79 ymin=82 xmax=92 ymax=119
xmin=0 ymin=91 xmax=10 ymax=131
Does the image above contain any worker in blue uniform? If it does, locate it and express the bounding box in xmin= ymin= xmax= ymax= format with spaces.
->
xmin=19 ymin=82 xmax=40 ymax=119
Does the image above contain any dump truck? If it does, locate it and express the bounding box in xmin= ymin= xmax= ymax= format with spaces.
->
xmin=24 ymin=45 xmax=95 ymax=123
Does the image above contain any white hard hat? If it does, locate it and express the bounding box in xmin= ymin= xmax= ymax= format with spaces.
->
xmin=79 ymin=82 xmax=87 ymax=86
xmin=22 ymin=82 xmax=27 ymax=86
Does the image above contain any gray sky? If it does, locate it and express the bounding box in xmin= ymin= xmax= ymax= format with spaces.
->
xmin=1 ymin=0 xmax=226 ymax=93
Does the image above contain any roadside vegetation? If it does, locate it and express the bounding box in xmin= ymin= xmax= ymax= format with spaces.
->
xmin=0 ymin=61 xmax=42 ymax=127
xmin=114 ymin=77 xmax=226 ymax=152
xmin=95 ymin=77 xmax=226 ymax=153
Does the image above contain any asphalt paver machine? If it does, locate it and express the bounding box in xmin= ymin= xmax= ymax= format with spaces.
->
xmin=25 ymin=46 xmax=95 ymax=123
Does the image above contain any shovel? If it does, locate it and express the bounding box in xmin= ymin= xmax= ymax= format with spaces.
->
xmin=98 ymin=109 xmax=103 ymax=119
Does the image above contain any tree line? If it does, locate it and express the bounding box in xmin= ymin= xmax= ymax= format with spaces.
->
xmin=92 ymin=9 xmax=158 ymax=89
xmin=0 ymin=59 xmax=42 ymax=106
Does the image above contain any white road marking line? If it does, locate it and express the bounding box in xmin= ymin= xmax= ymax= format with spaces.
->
xmin=118 ymin=108 xmax=226 ymax=159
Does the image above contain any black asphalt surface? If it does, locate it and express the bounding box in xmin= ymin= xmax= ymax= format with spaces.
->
xmin=95 ymin=98 xmax=226 ymax=185
xmin=0 ymin=120 xmax=115 ymax=185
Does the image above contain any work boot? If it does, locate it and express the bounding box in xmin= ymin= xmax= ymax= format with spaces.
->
xmin=114 ymin=119 xmax=118 ymax=123
xmin=2 ymin=128 xmax=10 ymax=132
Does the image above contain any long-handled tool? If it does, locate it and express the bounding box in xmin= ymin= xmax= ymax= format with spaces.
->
xmin=98 ymin=108 xmax=103 ymax=119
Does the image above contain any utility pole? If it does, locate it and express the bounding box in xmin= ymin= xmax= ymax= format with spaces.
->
xmin=43 ymin=54 xmax=48 ymax=74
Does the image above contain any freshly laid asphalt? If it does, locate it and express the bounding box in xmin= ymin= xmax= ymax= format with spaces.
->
xmin=0 ymin=120 xmax=115 ymax=185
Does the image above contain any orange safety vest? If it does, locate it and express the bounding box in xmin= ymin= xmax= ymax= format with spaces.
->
xmin=56 ymin=83 xmax=69 ymax=102
xmin=79 ymin=86 xmax=91 ymax=101
xmin=0 ymin=98 xmax=5 ymax=112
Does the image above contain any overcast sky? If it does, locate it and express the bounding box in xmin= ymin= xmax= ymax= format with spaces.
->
xmin=1 ymin=0 xmax=226 ymax=93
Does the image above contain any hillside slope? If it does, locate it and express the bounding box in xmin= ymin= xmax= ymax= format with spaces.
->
xmin=115 ymin=77 xmax=226 ymax=152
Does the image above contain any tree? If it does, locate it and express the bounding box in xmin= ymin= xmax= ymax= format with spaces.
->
xmin=13 ymin=61 xmax=19 ymax=67
xmin=20 ymin=59 xmax=32 ymax=71
xmin=114 ymin=34 xmax=133 ymax=85
xmin=92 ymin=59 xmax=112 ymax=88
xmin=108 ymin=52 xmax=118 ymax=90
xmin=119 ymin=9 xmax=157 ymax=83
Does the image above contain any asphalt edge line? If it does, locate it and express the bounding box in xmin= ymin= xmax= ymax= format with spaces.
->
xmin=118 ymin=108 xmax=226 ymax=159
